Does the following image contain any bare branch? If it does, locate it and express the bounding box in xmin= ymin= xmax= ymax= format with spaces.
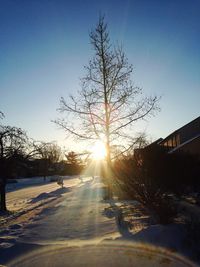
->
xmin=54 ymin=16 xmax=160 ymax=163
xmin=53 ymin=119 xmax=97 ymax=140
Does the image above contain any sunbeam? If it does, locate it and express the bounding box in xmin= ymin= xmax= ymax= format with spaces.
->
xmin=91 ymin=141 xmax=107 ymax=161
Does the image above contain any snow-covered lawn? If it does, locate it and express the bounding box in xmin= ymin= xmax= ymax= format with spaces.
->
xmin=0 ymin=176 xmax=199 ymax=266
xmin=6 ymin=176 xmax=80 ymax=211
xmin=0 ymin=176 xmax=120 ymax=265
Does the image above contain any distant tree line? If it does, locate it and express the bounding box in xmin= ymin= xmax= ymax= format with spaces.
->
xmin=0 ymin=112 xmax=84 ymax=211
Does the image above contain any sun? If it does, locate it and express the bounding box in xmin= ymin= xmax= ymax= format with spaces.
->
xmin=91 ymin=141 xmax=107 ymax=160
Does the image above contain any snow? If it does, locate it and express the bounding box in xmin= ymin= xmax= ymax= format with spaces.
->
xmin=0 ymin=176 xmax=199 ymax=266
xmin=6 ymin=176 xmax=74 ymax=192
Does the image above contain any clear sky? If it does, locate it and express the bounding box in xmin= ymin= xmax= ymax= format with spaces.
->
xmin=0 ymin=0 xmax=200 ymax=150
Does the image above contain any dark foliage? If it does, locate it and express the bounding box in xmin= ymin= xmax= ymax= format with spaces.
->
xmin=114 ymin=144 xmax=200 ymax=224
xmin=0 ymin=125 xmax=28 ymax=211
xmin=65 ymin=151 xmax=83 ymax=175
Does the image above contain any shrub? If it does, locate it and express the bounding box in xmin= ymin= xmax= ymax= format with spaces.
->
xmin=114 ymin=143 xmax=200 ymax=224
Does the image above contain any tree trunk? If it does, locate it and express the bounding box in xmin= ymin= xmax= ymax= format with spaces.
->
xmin=105 ymin=140 xmax=113 ymax=199
xmin=100 ymin=24 xmax=113 ymax=199
xmin=0 ymin=180 xmax=7 ymax=211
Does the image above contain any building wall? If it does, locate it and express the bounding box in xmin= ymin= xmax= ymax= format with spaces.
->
xmin=160 ymin=117 xmax=200 ymax=150
xmin=178 ymin=117 xmax=200 ymax=144
xmin=172 ymin=136 xmax=200 ymax=157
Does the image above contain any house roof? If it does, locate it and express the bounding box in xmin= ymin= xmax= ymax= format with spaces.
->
xmin=168 ymin=134 xmax=200 ymax=153
xmin=160 ymin=116 xmax=200 ymax=144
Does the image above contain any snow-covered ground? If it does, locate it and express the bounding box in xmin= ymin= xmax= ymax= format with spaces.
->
xmin=0 ymin=176 xmax=199 ymax=266
xmin=5 ymin=176 xmax=80 ymax=212
xmin=0 ymin=176 xmax=120 ymax=265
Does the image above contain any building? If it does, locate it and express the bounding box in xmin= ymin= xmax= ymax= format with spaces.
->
xmin=159 ymin=116 xmax=200 ymax=156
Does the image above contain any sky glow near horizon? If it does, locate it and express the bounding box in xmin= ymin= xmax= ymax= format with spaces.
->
xmin=0 ymin=0 xmax=200 ymax=151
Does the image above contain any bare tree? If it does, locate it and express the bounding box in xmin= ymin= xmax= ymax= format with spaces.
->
xmin=32 ymin=141 xmax=62 ymax=179
xmin=0 ymin=124 xmax=28 ymax=211
xmin=0 ymin=111 xmax=4 ymax=120
xmin=54 ymin=16 xmax=159 ymax=194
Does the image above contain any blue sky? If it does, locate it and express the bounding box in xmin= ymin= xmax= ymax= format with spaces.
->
xmin=0 ymin=0 xmax=200 ymax=149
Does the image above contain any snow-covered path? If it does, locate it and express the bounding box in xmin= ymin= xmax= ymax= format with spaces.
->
xmin=18 ymin=177 xmax=118 ymax=244
xmin=0 ymin=176 xmax=120 ymax=265
xmin=6 ymin=177 xmax=80 ymax=212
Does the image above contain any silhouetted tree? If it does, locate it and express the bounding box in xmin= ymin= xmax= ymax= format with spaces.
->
xmin=66 ymin=151 xmax=79 ymax=165
xmin=0 ymin=111 xmax=4 ymax=120
xmin=54 ymin=16 xmax=159 ymax=196
xmin=0 ymin=123 xmax=28 ymax=211
xmin=32 ymin=141 xmax=62 ymax=179
xmin=66 ymin=151 xmax=82 ymax=174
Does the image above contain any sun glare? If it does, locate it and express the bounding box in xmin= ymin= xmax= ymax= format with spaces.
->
xmin=91 ymin=141 xmax=106 ymax=160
